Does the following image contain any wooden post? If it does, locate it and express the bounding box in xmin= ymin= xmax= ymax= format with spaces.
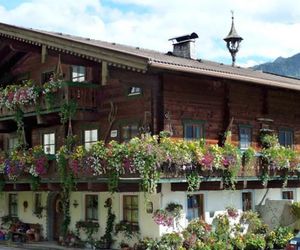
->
xmin=101 ymin=61 xmax=108 ymax=86
xmin=41 ymin=45 xmax=47 ymax=64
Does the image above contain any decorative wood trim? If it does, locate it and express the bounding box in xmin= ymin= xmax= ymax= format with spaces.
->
xmin=0 ymin=23 xmax=148 ymax=71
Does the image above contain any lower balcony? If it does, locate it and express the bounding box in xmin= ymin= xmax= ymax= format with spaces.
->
xmin=0 ymin=135 xmax=299 ymax=192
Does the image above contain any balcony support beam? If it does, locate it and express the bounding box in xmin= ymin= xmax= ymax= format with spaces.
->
xmin=41 ymin=44 xmax=47 ymax=63
xmin=101 ymin=61 xmax=108 ymax=86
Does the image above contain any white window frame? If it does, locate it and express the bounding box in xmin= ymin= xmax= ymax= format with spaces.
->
xmin=128 ymin=86 xmax=142 ymax=96
xmin=84 ymin=129 xmax=98 ymax=150
xmin=85 ymin=194 xmax=99 ymax=221
xmin=119 ymin=193 xmax=139 ymax=225
xmin=8 ymin=193 xmax=18 ymax=217
xmin=239 ymin=125 xmax=252 ymax=151
xmin=278 ymin=129 xmax=294 ymax=148
xmin=282 ymin=188 xmax=296 ymax=200
xmin=8 ymin=136 xmax=19 ymax=152
xmin=241 ymin=190 xmax=254 ymax=211
xmin=185 ymin=191 xmax=206 ymax=221
xmin=43 ymin=132 xmax=55 ymax=155
xmin=72 ymin=65 xmax=86 ymax=82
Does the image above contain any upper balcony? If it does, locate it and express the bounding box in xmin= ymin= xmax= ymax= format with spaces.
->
xmin=0 ymin=81 xmax=101 ymax=129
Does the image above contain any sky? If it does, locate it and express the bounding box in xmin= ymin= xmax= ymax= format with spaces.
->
xmin=0 ymin=0 xmax=299 ymax=67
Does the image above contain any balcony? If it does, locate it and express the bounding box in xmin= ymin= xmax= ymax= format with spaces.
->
xmin=1 ymin=135 xmax=299 ymax=193
xmin=0 ymin=81 xmax=100 ymax=123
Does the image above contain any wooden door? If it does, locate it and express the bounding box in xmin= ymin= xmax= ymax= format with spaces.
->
xmin=53 ymin=194 xmax=64 ymax=240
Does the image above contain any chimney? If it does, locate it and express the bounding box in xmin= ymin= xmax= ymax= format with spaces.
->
xmin=169 ymin=32 xmax=199 ymax=59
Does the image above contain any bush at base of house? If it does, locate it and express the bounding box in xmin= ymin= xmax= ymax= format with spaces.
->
xmin=136 ymin=210 xmax=294 ymax=250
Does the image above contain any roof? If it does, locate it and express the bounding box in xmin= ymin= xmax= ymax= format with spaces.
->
xmin=0 ymin=22 xmax=300 ymax=91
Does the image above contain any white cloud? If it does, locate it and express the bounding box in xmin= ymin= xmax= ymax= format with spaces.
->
xmin=0 ymin=0 xmax=299 ymax=65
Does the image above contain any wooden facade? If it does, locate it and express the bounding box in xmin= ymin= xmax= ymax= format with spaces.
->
xmin=0 ymin=22 xmax=299 ymax=190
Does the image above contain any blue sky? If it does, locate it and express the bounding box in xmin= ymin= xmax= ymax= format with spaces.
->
xmin=0 ymin=0 xmax=299 ymax=67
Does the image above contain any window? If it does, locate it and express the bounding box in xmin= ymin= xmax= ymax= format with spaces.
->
xmin=43 ymin=133 xmax=55 ymax=154
xmin=34 ymin=193 xmax=42 ymax=213
xmin=242 ymin=192 xmax=253 ymax=211
xmin=9 ymin=194 xmax=18 ymax=217
xmin=121 ymin=123 xmax=139 ymax=142
xmin=41 ymin=71 xmax=54 ymax=84
xmin=183 ymin=121 xmax=204 ymax=140
xmin=128 ymin=86 xmax=142 ymax=96
xmin=187 ymin=194 xmax=204 ymax=221
xmin=282 ymin=190 xmax=294 ymax=200
xmin=123 ymin=195 xmax=138 ymax=228
xmin=85 ymin=195 xmax=98 ymax=220
xmin=239 ymin=126 xmax=251 ymax=150
xmin=84 ymin=129 xmax=98 ymax=150
xmin=279 ymin=129 xmax=293 ymax=147
xmin=71 ymin=65 xmax=86 ymax=82
xmin=8 ymin=137 xmax=18 ymax=152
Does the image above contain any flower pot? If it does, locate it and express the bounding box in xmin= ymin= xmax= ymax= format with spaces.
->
xmin=34 ymin=232 xmax=40 ymax=241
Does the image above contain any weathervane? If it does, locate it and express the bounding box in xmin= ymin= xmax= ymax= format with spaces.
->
xmin=224 ymin=11 xmax=243 ymax=66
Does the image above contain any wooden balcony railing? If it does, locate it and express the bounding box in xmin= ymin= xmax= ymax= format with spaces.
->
xmin=0 ymin=82 xmax=100 ymax=120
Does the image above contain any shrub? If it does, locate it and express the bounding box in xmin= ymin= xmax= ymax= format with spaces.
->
xmin=159 ymin=232 xmax=183 ymax=250
xmin=240 ymin=211 xmax=263 ymax=234
xmin=231 ymin=234 xmax=246 ymax=250
xmin=273 ymin=226 xmax=293 ymax=248
xmin=183 ymin=219 xmax=211 ymax=240
xmin=244 ymin=233 xmax=266 ymax=250
xmin=212 ymin=214 xmax=230 ymax=239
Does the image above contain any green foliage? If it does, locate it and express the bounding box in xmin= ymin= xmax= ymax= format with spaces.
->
xmin=76 ymin=220 xmax=99 ymax=244
xmin=260 ymin=133 xmax=279 ymax=148
xmin=183 ymin=219 xmax=211 ymax=240
xmin=115 ymin=220 xmax=139 ymax=240
xmin=273 ymin=226 xmax=293 ymax=248
xmin=159 ymin=232 xmax=183 ymax=250
xmin=100 ymin=198 xmax=116 ymax=248
xmin=242 ymin=147 xmax=256 ymax=169
xmin=187 ymin=171 xmax=201 ymax=192
xmin=231 ymin=234 xmax=246 ymax=250
xmin=291 ymin=201 xmax=300 ymax=219
xmin=240 ymin=210 xmax=263 ymax=233
xmin=56 ymin=142 xmax=76 ymax=239
xmin=165 ymin=202 xmax=183 ymax=219
xmin=59 ymin=100 xmax=78 ymax=124
xmin=244 ymin=233 xmax=266 ymax=250
xmin=213 ymin=214 xmax=230 ymax=240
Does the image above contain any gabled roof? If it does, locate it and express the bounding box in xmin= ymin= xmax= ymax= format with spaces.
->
xmin=0 ymin=22 xmax=300 ymax=91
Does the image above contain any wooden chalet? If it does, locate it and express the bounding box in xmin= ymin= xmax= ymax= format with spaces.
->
xmin=0 ymin=22 xmax=299 ymax=246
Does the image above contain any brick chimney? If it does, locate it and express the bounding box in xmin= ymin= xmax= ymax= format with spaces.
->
xmin=169 ymin=32 xmax=198 ymax=59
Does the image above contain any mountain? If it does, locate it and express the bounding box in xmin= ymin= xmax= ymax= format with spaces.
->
xmin=253 ymin=53 xmax=300 ymax=79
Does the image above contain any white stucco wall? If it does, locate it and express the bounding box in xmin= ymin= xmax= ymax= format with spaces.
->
xmin=0 ymin=191 xmax=48 ymax=238
xmin=68 ymin=191 xmax=161 ymax=247
xmin=0 ymin=186 xmax=298 ymax=245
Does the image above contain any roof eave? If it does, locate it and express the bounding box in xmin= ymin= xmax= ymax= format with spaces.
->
xmin=149 ymin=61 xmax=300 ymax=91
xmin=0 ymin=22 xmax=149 ymax=72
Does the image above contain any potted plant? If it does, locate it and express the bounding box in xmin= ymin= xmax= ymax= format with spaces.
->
xmin=32 ymin=223 xmax=41 ymax=241
xmin=226 ymin=206 xmax=239 ymax=219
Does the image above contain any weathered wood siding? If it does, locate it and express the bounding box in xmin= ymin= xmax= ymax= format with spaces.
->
xmin=163 ymin=74 xmax=225 ymax=144
xmin=163 ymin=73 xmax=300 ymax=149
